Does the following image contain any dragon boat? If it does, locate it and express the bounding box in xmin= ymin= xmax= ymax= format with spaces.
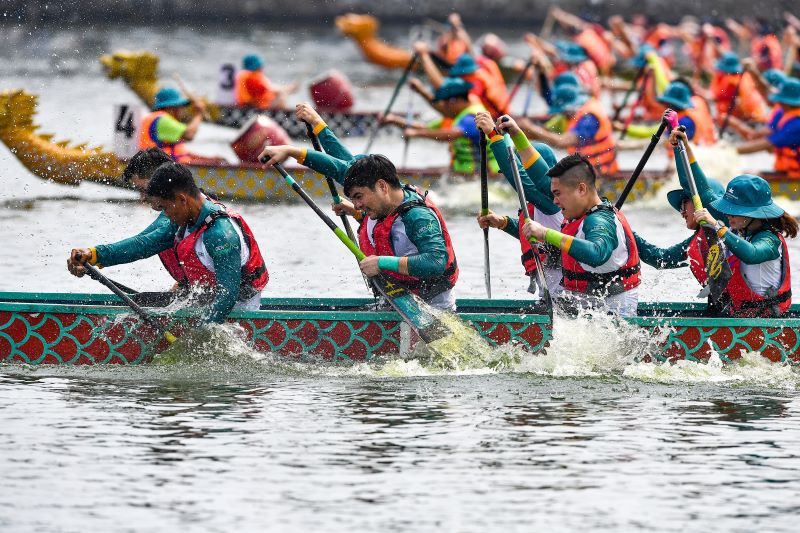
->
xmin=100 ymin=50 xmax=389 ymax=138
xmin=0 ymin=89 xmax=673 ymax=205
xmin=1 ymin=292 xmax=798 ymax=366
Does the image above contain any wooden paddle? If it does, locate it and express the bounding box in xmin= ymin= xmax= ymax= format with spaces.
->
xmin=612 ymin=62 xmax=647 ymax=124
xmin=615 ymin=114 xmax=671 ymax=210
xmin=80 ymin=260 xmax=177 ymax=344
xmin=504 ymin=134 xmax=553 ymax=319
xmin=270 ymin=162 xmax=451 ymax=344
xmin=717 ymin=72 xmax=744 ymax=138
xmin=479 ymin=133 xmax=492 ymax=298
xmin=619 ymin=68 xmax=652 ymax=141
xmin=173 ymin=73 xmax=212 ymax=121
xmin=674 ymin=128 xmax=733 ymax=304
xmin=364 ymin=53 xmax=419 ymax=153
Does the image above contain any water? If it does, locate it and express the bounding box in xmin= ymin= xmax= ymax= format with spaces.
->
xmin=1 ymin=22 xmax=800 ymax=532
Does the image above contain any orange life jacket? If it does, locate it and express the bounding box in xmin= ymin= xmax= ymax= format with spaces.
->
xmin=711 ymin=72 xmax=767 ymax=123
xmin=566 ymin=98 xmax=619 ymax=175
xmin=752 ymin=34 xmax=783 ymax=72
xmin=235 ymin=70 xmax=275 ymax=109
xmin=463 ymin=67 xmax=509 ymax=116
xmin=138 ymin=110 xmax=190 ymax=163
xmin=773 ymin=108 xmax=800 ymax=178
xmin=560 ymin=204 xmax=641 ymax=296
xmin=679 ymin=98 xmax=717 ymax=145
xmin=438 ymin=36 xmax=469 ymax=65
xmin=575 ymin=26 xmax=616 ymax=74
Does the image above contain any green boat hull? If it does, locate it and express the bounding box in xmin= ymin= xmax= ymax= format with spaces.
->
xmin=1 ymin=293 xmax=799 ymax=366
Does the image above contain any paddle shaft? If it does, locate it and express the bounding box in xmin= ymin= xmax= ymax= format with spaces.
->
xmin=364 ymin=53 xmax=418 ymax=153
xmin=718 ymin=72 xmax=744 ymax=138
xmin=503 ymin=57 xmax=534 ymax=112
xmin=81 ymin=261 xmax=176 ymax=343
xmin=614 ymin=116 xmax=670 ymax=210
xmin=674 ymin=131 xmax=705 ymax=216
xmin=619 ymin=68 xmax=652 ymax=141
xmin=304 ymin=123 xmax=358 ymax=244
xmin=504 ymin=135 xmax=552 ymax=317
xmin=612 ymin=63 xmax=647 ymax=123
xmin=173 ymin=73 xmax=211 ymax=121
xmin=479 ymin=134 xmax=491 ymax=298
xmin=271 ymin=162 xmax=449 ymax=343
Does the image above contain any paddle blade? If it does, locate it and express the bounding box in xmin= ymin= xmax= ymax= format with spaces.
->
xmin=698 ymin=226 xmax=733 ymax=304
xmin=370 ymin=274 xmax=450 ymax=344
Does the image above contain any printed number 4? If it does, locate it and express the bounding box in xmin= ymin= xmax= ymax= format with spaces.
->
xmin=115 ymin=105 xmax=135 ymax=138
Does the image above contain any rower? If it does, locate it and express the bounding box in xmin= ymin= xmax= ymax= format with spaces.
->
xmin=474 ymin=112 xmax=564 ymax=297
xmin=259 ymin=146 xmax=458 ymax=311
xmin=519 ymin=84 xmax=619 ymax=175
xmin=67 ymin=162 xmax=269 ymax=323
xmin=704 ymin=52 xmax=768 ymax=126
xmin=552 ymin=41 xmax=601 ymax=98
xmin=385 ymin=77 xmax=499 ymax=174
xmin=235 ymin=53 xmax=297 ymax=110
xmin=695 ymin=174 xmax=796 ymax=317
xmin=521 ymin=153 xmax=641 ymax=317
xmin=736 ymin=78 xmax=800 ymax=178
xmin=629 ymin=44 xmax=674 ymax=122
xmin=634 ymin=129 xmax=729 ymax=313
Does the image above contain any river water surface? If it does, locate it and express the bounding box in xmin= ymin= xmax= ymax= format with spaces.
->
xmin=1 ymin=23 xmax=799 ymax=532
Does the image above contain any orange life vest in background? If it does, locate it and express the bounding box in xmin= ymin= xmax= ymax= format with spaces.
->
xmin=235 ymin=70 xmax=276 ymax=109
xmin=752 ymin=34 xmax=783 ymax=72
xmin=138 ymin=110 xmax=190 ymax=163
xmin=679 ymin=98 xmax=717 ymax=145
xmin=575 ymin=26 xmax=616 ymax=74
xmin=773 ymin=108 xmax=800 ymax=178
xmin=566 ymin=98 xmax=619 ymax=175
xmin=711 ymin=72 xmax=767 ymax=123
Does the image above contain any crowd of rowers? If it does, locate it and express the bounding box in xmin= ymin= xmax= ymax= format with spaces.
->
xmin=128 ymin=10 xmax=800 ymax=181
xmin=64 ymin=10 xmax=800 ymax=325
xmin=66 ymin=98 xmax=797 ymax=324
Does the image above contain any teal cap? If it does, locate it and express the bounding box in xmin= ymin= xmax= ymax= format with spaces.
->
xmin=448 ymin=53 xmax=479 ymax=76
xmin=666 ymin=179 xmax=725 ymax=213
xmin=553 ymin=71 xmax=582 ymax=89
xmin=768 ymin=77 xmax=800 ymax=107
xmin=548 ymin=84 xmax=589 ymax=114
xmin=555 ymin=41 xmax=588 ymax=64
xmin=715 ymin=52 xmax=742 ymax=74
xmin=432 ymin=77 xmax=473 ymax=102
xmin=657 ymin=81 xmax=695 ymax=110
xmin=153 ymin=87 xmax=190 ymax=110
xmin=710 ymin=174 xmax=784 ymax=219
xmin=243 ymin=53 xmax=264 ymax=71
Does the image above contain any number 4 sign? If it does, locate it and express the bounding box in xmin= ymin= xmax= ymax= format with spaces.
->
xmin=112 ymin=103 xmax=144 ymax=158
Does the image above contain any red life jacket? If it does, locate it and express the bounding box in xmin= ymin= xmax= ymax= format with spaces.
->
xmin=172 ymin=207 xmax=269 ymax=300
xmin=773 ymin=108 xmax=800 ymax=178
xmin=726 ymin=230 xmax=792 ymax=317
xmin=358 ymin=186 xmax=458 ymax=300
xmin=560 ymin=204 xmax=641 ymax=295
xmin=517 ymin=202 xmax=561 ymax=275
xmin=752 ymin=34 xmax=783 ymax=72
xmin=138 ymin=110 xmax=190 ymax=163
xmin=235 ymin=70 xmax=276 ymax=109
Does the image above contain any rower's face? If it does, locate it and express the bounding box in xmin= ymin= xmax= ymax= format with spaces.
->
xmin=551 ymin=178 xmax=584 ymax=220
xmin=348 ymin=182 xmax=391 ymax=219
xmin=681 ymin=199 xmax=698 ymax=230
xmin=152 ymin=193 xmax=191 ymax=225
xmin=727 ymin=215 xmax=752 ymax=231
xmin=130 ymin=175 xmax=159 ymax=210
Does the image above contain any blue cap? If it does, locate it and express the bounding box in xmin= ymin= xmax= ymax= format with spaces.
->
xmin=768 ymin=77 xmax=800 ymax=107
xmin=152 ymin=87 xmax=190 ymax=110
xmin=666 ymin=179 xmax=725 ymax=213
xmin=715 ymin=52 xmax=742 ymax=74
xmin=710 ymin=174 xmax=784 ymax=219
xmin=630 ymin=44 xmax=656 ymax=68
xmin=548 ymin=84 xmax=589 ymax=114
xmin=553 ymin=71 xmax=582 ymax=89
xmin=763 ymin=69 xmax=789 ymax=90
xmin=657 ymin=81 xmax=695 ymax=110
xmin=243 ymin=53 xmax=264 ymax=71
xmin=432 ymin=77 xmax=473 ymax=102
xmin=555 ymin=41 xmax=588 ymax=64
xmin=448 ymin=53 xmax=479 ymax=76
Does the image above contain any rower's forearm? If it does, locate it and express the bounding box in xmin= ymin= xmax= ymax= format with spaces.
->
xmin=417 ymin=128 xmax=464 ymax=141
xmin=634 ymin=233 xmax=691 ymax=269
xmin=301 ymin=150 xmax=352 ymax=185
xmin=316 ymin=123 xmax=354 ymax=161
xmin=94 ymin=227 xmax=174 ymax=267
xmin=721 ymin=231 xmax=780 ymax=264
xmin=488 ymin=135 xmax=559 ymax=215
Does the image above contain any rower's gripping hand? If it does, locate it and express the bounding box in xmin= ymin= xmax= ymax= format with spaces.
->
xmin=332 ymin=198 xmax=357 ymax=218
xmin=668 ymin=127 xmax=688 ymax=147
xmin=496 ymin=114 xmax=521 ymax=135
xmin=476 ymin=210 xmax=507 ymax=230
xmin=664 ymin=109 xmax=679 ymax=131
xmin=295 ymin=102 xmax=323 ymax=129
xmin=358 ymin=255 xmax=380 ymax=277
xmin=522 ymin=220 xmax=546 ymax=242
xmin=258 ymin=145 xmax=295 ymax=168
xmin=67 ymin=248 xmax=92 ymax=278
xmin=474 ymin=111 xmax=496 ymax=136
xmin=693 ymin=208 xmax=717 ymax=227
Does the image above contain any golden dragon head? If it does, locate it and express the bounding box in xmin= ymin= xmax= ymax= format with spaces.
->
xmin=0 ymin=90 xmax=37 ymax=132
xmin=99 ymin=50 xmax=159 ymax=106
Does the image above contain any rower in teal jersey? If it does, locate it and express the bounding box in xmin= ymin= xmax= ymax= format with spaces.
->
xmin=260 ymin=104 xmax=458 ymax=310
xmin=67 ymin=163 xmax=268 ymax=324
xmin=473 ymin=112 xmax=564 ymax=296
